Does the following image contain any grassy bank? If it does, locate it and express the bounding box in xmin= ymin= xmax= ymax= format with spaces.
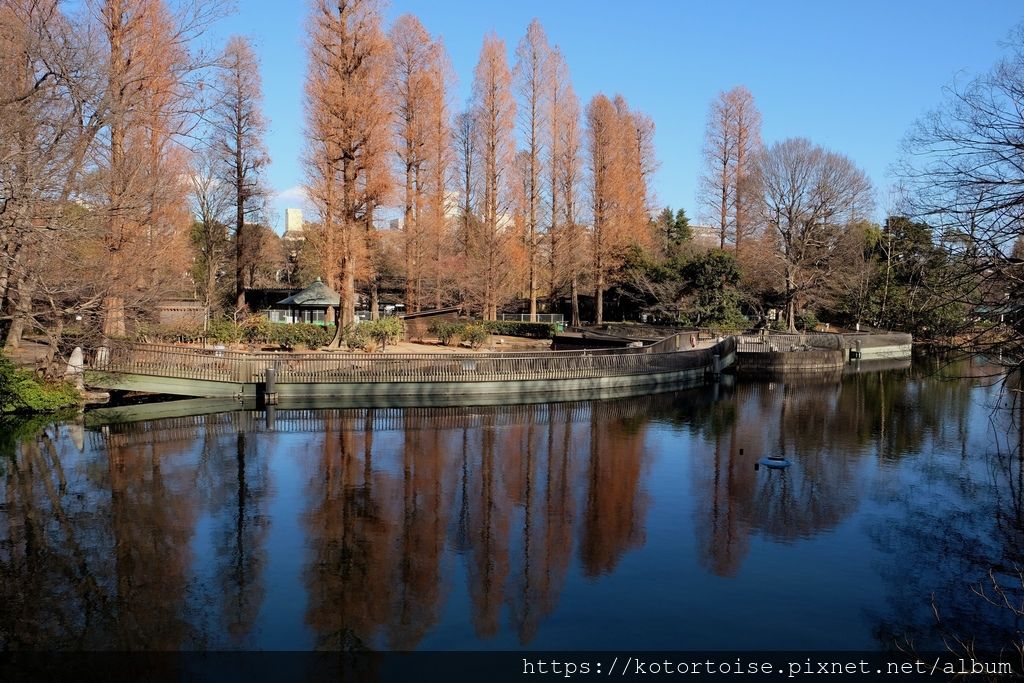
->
xmin=0 ymin=352 xmax=82 ymax=414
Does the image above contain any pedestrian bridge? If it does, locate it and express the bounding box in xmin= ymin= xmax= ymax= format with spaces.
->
xmin=84 ymin=335 xmax=738 ymax=404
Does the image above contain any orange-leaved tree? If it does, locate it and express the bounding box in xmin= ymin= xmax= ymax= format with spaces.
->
xmin=304 ymin=0 xmax=392 ymax=334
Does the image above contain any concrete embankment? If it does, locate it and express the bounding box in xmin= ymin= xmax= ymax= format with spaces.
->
xmin=735 ymin=332 xmax=912 ymax=378
xmin=843 ymin=333 xmax=913 ymax=360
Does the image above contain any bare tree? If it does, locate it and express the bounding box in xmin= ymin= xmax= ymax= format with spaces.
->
xmin=389 ymin=14 xmax=433 ymax=312
xmin=615 ymin=95 xmax=658 ymax=253
xmin=469 ymin=32 xmax=516 ymax=320
xmin=453 ymin=109 xmax=477 ymax=263
xmin=187 ymin=148 xmax=231 ymax=327
xmin=585 ymin=93 xmax=655 ymax=324
xmin=1 ymin=0 xmax=94 ymax=349
xmin=754 ymin=138 xmax=873 ymax=331
xmin=210 ymin=35 xmax=269 ymax=312
xmin=900 ymin=24 xmax=1024 ymax=359
xmin=422 ymin=39 xmax=454 ymax=310
xmin=93 ymin=0 xmax=225 ymax=338
xmin=3 ymin=0 xmax=219 ymax=350
xmin=515 ymin=18 xmax=551 ymax=321
xmin=586 ymin=93 xmax=620 ymax=325
xmin=547 ymin=48 xmax=584 ymax=325
xmin=699 ymin=86 xmax=762 ymax=252
xmin=304 ymin=0 xmax=392 ymax=332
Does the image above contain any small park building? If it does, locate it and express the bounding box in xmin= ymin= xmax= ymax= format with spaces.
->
xmin=267 ymin=278 xmax=339 ymax=326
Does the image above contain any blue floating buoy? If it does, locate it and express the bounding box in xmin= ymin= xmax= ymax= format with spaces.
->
xmin=759 ymin=456 xmax=792 ymax=469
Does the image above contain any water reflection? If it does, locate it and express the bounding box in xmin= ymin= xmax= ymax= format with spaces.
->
xmin=0 ymin=358 xmax=1020 ymax=651
xmin=867 ymin=365 xmax=1024 ymax=652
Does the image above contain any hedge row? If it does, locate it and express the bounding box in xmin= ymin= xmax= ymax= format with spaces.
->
xmin=427 ymin=321 xmax=489 ymax=348
xmin=481 ymin=320 xmax=557 ymax=338
xmin=427 ymin=319 xmax=556 ymax=345
xmin=135 ymin=318 xmax=334 ymax=349
xmin=135 ymin=316 xmax=406 ymax=351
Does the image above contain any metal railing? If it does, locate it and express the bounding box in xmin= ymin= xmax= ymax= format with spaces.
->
xmin=734 ymin=332 xmax=843 ymax=353
xmin=498 ymin=313 xmax=565 ymax=323
xmin=88 ymin=339 xmax=731 ymax=385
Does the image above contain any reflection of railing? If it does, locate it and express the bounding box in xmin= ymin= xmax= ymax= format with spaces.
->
xmin=89 ymin=400 xmax=668 ymax=447
xmin=88 ymin=339 xmax=733 ymax=385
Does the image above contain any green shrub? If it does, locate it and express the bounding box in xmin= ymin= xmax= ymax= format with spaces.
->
xmin=0 ymin=353 xmax=19 ymax=411
xmin=362 ymin=317 xmax=405 ymax=350
xmin=240 ymin=315 xmax=272 ymax=343
xmin=269 ymin=323 xmax=333 ymax=349
xmin=461 ymin=323 xmax=489 ymax=349
xmin=131 ymin=317 xmax=338 ymax=349
xmin=208 ymin=318 xmax=243 ymax=344
xmin=343 ymin=324 xmax=368 ymax=351
xmin=429 ymin=320 xmax=462 ymax=345
xmin=796 ymin=310 xmax=819 ymax=331
xmin=482 ymin=320 xmax=556 ymax=338
xmin=0 ymin=352 xmax=81 ymax=414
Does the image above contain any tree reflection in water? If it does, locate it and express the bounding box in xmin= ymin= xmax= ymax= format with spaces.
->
xmin=867 ymin=363 xmax=1024 ymax=652
xmin=0 ymin=359 xmax=1021 ymax=651
xmin=299 ymin=401 xmax=651 ymax=648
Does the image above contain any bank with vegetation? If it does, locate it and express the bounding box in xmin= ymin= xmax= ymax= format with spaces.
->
xmin=0 ymin=352 xmax=82 ymax=414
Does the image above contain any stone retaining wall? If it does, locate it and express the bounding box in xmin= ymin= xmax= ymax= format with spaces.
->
xmin=736 ymin=349 xmax=847 ymax=377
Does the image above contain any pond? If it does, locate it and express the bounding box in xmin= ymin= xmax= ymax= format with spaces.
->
xmin=0 ymin=356 xmax=1021 ymax=652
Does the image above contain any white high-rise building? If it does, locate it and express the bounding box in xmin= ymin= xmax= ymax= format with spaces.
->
xmin=284 ymin=208 xmax=304 ymax=239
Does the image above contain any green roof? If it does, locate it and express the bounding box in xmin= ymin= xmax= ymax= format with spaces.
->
xmin=276 ymin=279 xmax=340 ymax=307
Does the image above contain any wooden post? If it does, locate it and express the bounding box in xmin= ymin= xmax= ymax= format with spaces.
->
xmin=264 ymin=365 xmax=278 ymax=405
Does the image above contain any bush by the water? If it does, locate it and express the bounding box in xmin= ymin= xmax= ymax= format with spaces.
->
xmin=0 ymin=352 xmax=81 ymax=414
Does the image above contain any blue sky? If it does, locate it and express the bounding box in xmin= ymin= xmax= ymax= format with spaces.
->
xmin=207 ymin=1 xmax=1024 ymax=231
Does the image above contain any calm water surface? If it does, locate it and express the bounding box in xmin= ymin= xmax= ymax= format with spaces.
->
xmin=1 ymin=357 xmax=1021 ymax=651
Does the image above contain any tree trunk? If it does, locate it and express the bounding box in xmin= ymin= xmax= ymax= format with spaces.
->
xmin=235 ymin=111 xmax=247 ymax=312
xmin=785 ymin=267 xmax=797 ymax=332
xmin=570 ymin=273 xmax=579 ymax=327
xmin=370 ymin=282 xmax=379 ymax=321
xmin=205 ymin=260 xmax=217 ymax=331
xmin=341 ymin=256 xmax=356 ymax=328
xmin=102 ymin=296 xmax=127 ymax=338
xmin=719 ymin=158 xmax=729 ymax=250
xmin=0 ymin=238 xmax=23 ymax=317
xmin=42 ymin=315 xmax=64 ymax=379
xmin=529 ymin=260 xmax=537 ymax=322
xmin=4 ymin=277 xmax=33 ymax=350
xmin=404 ymin=163 xmax=414 ymax=311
